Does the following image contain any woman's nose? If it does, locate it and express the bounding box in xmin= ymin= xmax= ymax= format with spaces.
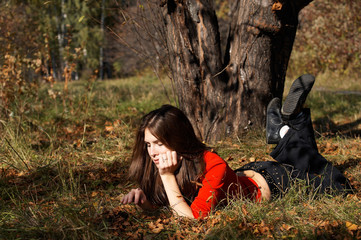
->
xmin=149 ymin=144 xmax=157 ymax=156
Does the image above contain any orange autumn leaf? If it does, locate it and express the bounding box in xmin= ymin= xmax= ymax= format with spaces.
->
xmin=272 ymin=2 xmax=282 ymax=11
xmin=105 ymin=125 xmax=114 ymax=132
xmin=346 ymin=221 xmax=359 ymax=231
xmin=113 ymin=119 xmax=121 ymax=127
xmin=282 ymin=223 xmax=293 ymax=231
xmin=149 ymin=221 xmax=164 ymax=233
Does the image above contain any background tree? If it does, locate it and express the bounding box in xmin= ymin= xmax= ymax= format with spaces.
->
xmin=0 ymin=1 xmax=45 ymax=115
xmin=0 ymin=0 xmax=119 ymax=118
xmin=153 ymin=0 xmax=313 ymax=142
xmin=6 ymin=0 xmax=118 ymax=81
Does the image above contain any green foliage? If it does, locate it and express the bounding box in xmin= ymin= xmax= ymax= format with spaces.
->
xmin=0 ymin=2 xmax=47 ymax=117
xmin=0 ymin=0 xmax=125 ymax=119
xmin=0 ymin=0 xmax=119 ymax=83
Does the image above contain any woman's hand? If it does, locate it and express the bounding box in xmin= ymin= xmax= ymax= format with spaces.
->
xmin=158 ymin=151 xmax=182 ymax=176
xmin=121 ymin=188 xmax=156 ymax=210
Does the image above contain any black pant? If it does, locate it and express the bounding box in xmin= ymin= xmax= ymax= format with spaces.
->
xmin=236 ymin=109 xmax=352 ymax=199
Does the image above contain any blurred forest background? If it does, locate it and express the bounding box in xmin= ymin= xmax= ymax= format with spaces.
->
xmin=1 ymin=0 xmax=360 ymax=112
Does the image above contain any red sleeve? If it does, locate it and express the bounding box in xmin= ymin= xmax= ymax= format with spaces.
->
xmin=190 ymin=151 xmax=227 ymax=219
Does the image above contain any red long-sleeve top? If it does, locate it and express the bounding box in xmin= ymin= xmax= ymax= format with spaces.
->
xmin=190 ymin=151 xmax=261 ymax=219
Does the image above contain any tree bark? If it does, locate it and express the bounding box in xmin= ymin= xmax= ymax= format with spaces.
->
xmin=160 ymin=0 xmax=313 ymax=143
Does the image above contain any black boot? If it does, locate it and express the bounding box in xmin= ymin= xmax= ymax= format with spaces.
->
xmin=286 ymin=108 xmax=318 ymax=150
xmin=266 ymin=98 xmax=285 ymax=144
xmin=270 ymin=118 xmax=353 ymax=195
xmin=282 ymin=74 xmax=315 ymax=120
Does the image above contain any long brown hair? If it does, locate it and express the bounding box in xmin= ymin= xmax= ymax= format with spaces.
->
xmin=129 ymin=105 xmax=208 ymax=206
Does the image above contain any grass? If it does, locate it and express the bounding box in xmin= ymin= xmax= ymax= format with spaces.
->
xmin=0 ymin=71 xmax=360 ymax=239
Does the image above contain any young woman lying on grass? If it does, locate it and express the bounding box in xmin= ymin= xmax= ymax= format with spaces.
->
xmin=121 ymin=74 xmax=352 ymax=219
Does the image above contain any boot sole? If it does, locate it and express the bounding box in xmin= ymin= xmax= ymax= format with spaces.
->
xmin=281 ymin=74 xmax=315 ymax=120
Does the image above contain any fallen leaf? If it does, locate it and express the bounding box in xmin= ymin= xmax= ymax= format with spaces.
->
xmin=282 ymin=223 xmax=293 ymax=231
xmin=272 ymin=2 xmax=282 ymax=11
xmin=149 ymin=221 xmax=164 ymax=233
xmin=105 ymin=126 xmax=114 ymax=132
xmin=64 ymin=127 xmax=74 ymax=134
xmin=346 ymin=221 xmax=359 ymax=231
xmin=113 ymin=119 xmax=121 ymax=127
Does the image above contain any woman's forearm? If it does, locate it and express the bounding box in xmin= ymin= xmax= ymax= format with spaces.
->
xmin=160 ymin=174 xmax=194 ymax=218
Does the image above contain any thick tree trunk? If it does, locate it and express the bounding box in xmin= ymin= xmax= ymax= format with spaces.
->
xmin=161 ymin=0 xmax=312 ymax=143
xmin=162 ymin=0 xmax=226 ymax=140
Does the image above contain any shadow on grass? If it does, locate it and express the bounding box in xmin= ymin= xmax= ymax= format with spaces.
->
xmin=309 ymin=91 xmax=361 ymax=138
xmin=0 ymin=160 xmax=130 ymax=202
xmin=313 ymin=116 xmax=361 ymax=138
xmin=0 ymin=159 xmax=134 ymax=238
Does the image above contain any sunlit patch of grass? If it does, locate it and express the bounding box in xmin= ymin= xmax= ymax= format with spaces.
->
xmin=308 ymin=91 xmax=361 ymax=123
xmin=285 ymin=72 xmax=361 ymax=138
xmin=314 ymin=70 xmax=361 ymax=92
xmin=287 ymin=69 xmax=361 ymax=92
xmin=38 ymin=73 xmax=175 ymax=127
xmin=0 ymin=119 xmax=55 ymax=170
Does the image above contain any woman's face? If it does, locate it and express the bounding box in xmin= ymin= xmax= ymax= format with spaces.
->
xmin=144 ymin=128 xmax=172 ymax=166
